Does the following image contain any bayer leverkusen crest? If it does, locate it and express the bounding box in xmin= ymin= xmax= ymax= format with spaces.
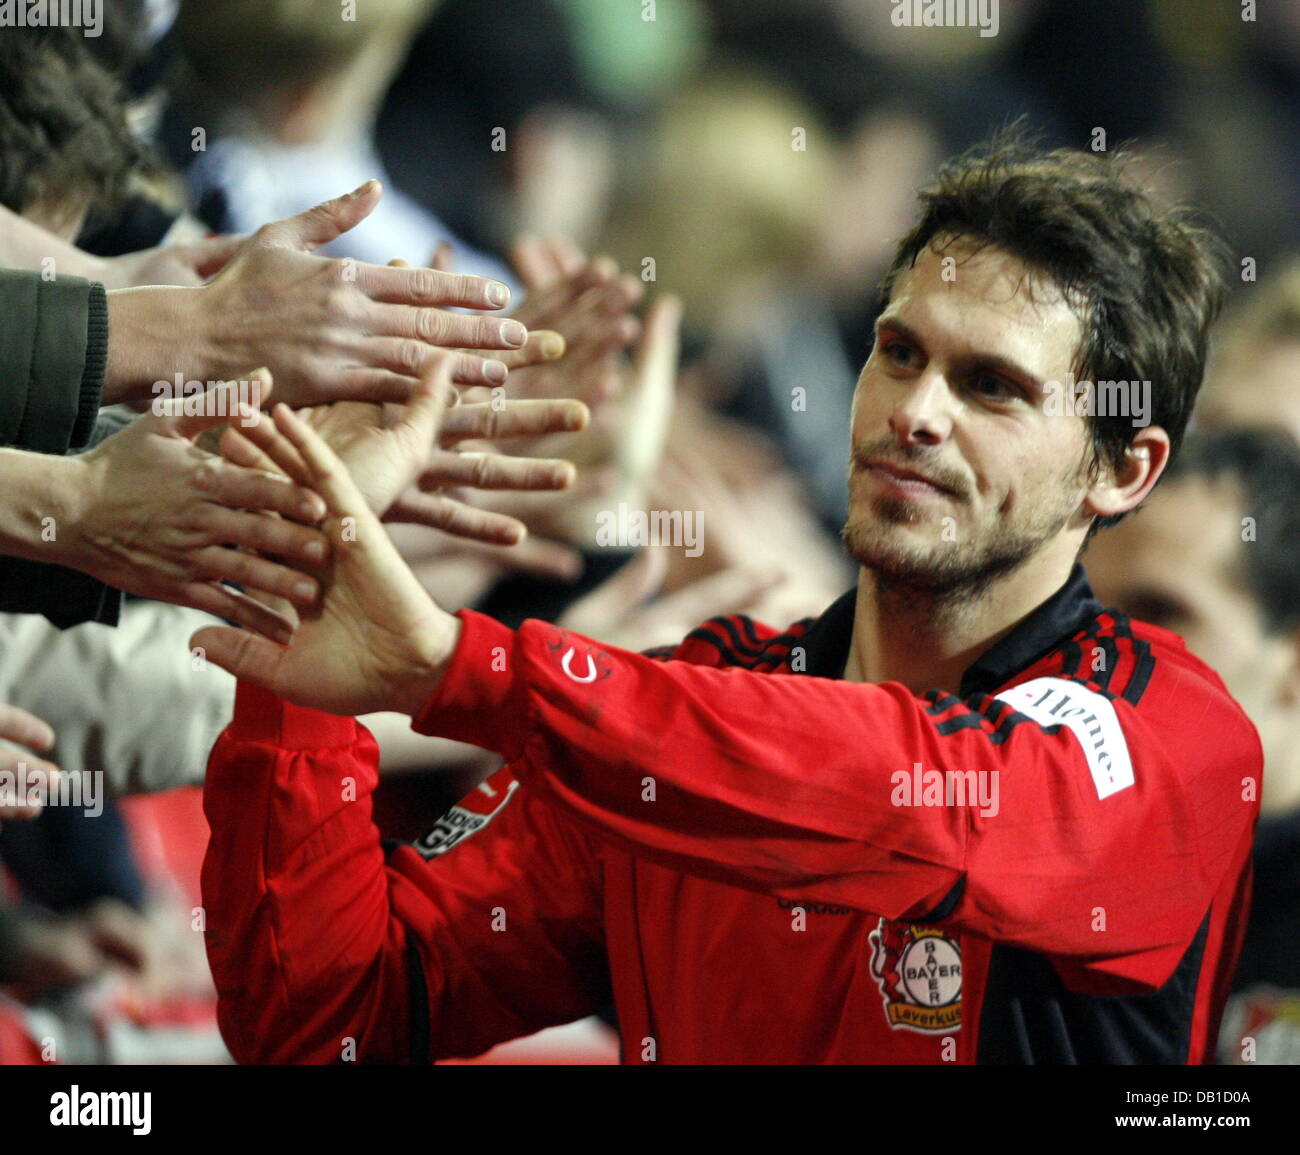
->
xmin=869 ymin=919 xmax=963 ymax=1033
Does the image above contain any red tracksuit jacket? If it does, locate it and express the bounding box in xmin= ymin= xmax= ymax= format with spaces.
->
xmin=201 ymin=565 xmax=1261 ymax=1064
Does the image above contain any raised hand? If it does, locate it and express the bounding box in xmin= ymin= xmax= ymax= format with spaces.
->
xmin=557 ymin=548 xmax=781 ymax=654
xmin=104 ymin=182 xmax=530 ymax=408
xmin=385 ymin=253 xmax=569 ymax=383
xmin=461 ymin=293 xmax=683 ymax=546
xmin=219 ymin=361 xmax=590 ymax=547
xmin=504 ymin=238 xmax=644 ymax=409
xmin=96 ymin=232 xmax=247 ymax=288
xmin=62 ymin=376 xmax=331 ymax=642
xmin=193 ymin=395 xmax=460 ymax=718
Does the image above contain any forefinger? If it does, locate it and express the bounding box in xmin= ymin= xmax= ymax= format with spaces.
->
xmin=224 ymin=414 xmax=312 ymax=486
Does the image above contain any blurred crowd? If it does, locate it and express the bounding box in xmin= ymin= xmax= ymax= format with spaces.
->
xmin=0 ymin=0 xmax=1296 ymax=1064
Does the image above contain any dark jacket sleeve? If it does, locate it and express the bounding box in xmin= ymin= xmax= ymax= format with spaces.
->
xmin=0 ymin=268 xmax=120 ymax=627
xmin=0 ymin=269 xmax=107 ymax=453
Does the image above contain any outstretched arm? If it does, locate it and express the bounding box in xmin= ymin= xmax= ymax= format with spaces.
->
xmin=196 ymin=386 xmax=1258 ymax=994
xmin=0 ymin=374 xmax=331 ymax=640
xmin=101 ymin=182 xmax=528 ymax=409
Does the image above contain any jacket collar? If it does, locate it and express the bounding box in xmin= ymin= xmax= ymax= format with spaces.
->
xmin=798 ymin=563 xmax=1103 ymax=696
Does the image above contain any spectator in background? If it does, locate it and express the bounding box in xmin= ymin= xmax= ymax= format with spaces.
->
xmin=1197 ymin=258 xmax=1300 ymax=445
xmin=1084 ymin=428 xmax=1300 ymax=1064
xmin=379 ymin=0 xmax=617 ymax=254
xmin=169 ymin=0 xmax=513 ymax=281
xmin=0 ymin=23 xmax=235 ymax=288
xmin=600 ymin=67 xmax=842 ymax=540
xmin=0 ymin=24 xmax=584 ymax=780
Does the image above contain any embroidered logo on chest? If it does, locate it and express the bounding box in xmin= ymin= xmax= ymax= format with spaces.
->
xmin=869 ymin=919 xmax=962 ymax=1033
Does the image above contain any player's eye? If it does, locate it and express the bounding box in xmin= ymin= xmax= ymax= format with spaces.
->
xmin=881 ymin=340 xmax=917 ymax=368
xmin=969 ymin=374 xmax=1018 ymax=403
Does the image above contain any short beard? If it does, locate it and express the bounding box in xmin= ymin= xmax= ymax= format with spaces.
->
xmin=841 ymin=486 xmax=1080 ymax=615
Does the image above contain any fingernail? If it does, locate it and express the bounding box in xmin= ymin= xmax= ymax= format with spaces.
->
xmin=349 ymin=179 xmax=378 ymax=199
xmin=540 ymin=333 xmax=565 ymax=359
xmin=486 ymin=283 xmax=510 ymax=308
xmin=294 ymin=580 xmax=316 ymax=602
xmin=305 ymin=539 xmax=327 ymax=561
xmin=300 ymin=500 xmax=322 ymax=520
xmin=502 ymin=320 xmax=527 ymax=347
xmin=485 ymin=360 xmax=508 ymax=384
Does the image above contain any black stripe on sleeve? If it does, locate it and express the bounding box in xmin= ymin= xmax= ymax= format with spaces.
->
xmin=705 ymin=615 xmax=769 ymax=658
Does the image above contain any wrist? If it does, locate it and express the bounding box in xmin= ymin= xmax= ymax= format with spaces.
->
xmin=0 ymin=450 xmax=89 ymax=566
xmin=387 ymin=612 xmax=464 ymax=717
xmin=104 ymin=286 xmax=211 ymax=405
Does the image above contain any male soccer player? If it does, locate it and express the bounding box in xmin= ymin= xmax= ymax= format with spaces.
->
xmin=195 ymin=139 xmax=1261 ymax=1064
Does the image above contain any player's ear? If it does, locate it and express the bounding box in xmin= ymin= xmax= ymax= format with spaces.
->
xmin=1083 ymin=425 xmax=1170 ymax=521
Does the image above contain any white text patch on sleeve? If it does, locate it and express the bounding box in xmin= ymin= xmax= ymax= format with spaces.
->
xmin=994 ymin=677 xmax=1135 ymax=799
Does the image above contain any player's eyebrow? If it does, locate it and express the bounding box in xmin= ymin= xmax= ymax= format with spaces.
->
xmin=874 ymin=314 xmax=1047 ymax=396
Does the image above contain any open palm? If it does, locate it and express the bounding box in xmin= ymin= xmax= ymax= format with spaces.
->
xmin=193 ymin=391 xmax=460 ymax=717
xmin=221 ymin=364 xmax=588 ymax=548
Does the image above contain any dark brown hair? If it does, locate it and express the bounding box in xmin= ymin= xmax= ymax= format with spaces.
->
xmin=0 ymin=31 xmax=141 ymax=230
xmin=879 ymin=126 xmax=1232 ymax=530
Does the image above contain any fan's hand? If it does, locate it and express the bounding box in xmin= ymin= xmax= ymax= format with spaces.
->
xmin=219 ymin=362 xmax=589 ymax=547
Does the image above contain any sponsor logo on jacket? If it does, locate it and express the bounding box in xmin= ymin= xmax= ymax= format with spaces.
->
xmin=414 ymin=771 xmax=519 ymax=859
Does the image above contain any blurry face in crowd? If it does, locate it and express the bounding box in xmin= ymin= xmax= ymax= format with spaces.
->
xmin=1200 ymin=341 xmax=1300 ymax=446
xmin=844 ymin=238 xmax=1099 ymax=596
xmin=1085 ymin=476 xmax=1300 ymax=811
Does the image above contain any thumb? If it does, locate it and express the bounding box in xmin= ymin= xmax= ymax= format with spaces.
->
xmin=266 ymin=180 xmax=383 ymax=251
xmin=191 ymin=624 xmax=287 ymax=690
xmin=168 ymin=369 xmax=273 ymax=440
xmin=633 ymin=294 xmax=683 ymax=387
xmin=430 ymin=241 xmax=455 ymax=272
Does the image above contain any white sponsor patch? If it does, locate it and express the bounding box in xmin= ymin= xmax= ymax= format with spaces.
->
xmin=994 ymin=676 xmax=1135 ymax=799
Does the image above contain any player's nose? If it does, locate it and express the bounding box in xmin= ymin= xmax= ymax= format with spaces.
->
xmin=888 ymin=371 xmax=955 ymax=447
